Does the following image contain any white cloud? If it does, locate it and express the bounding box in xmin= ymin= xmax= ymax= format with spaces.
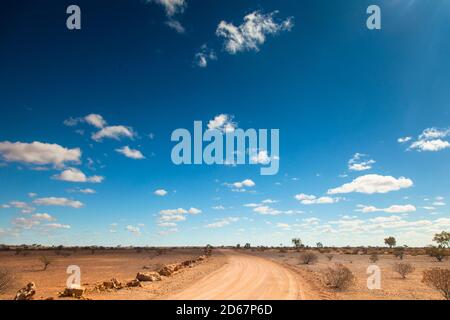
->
xmin=148 ymin=0 xmax=187 ymax=33
xmin=409 ymin=139 xmax=450 ymax=152
xmin=160 ymin=208 xmax=188 ymax=215
xmin=397 ymin=136 xmax=412 ymax=143
xmin=45 ymin=223 xmax=70 ymax=229
xmin=252 ymin=205 xmax=302 ymax=216
xmin=84 ymin=114 xmax=106 ymax=128
xmin=28 ymin=193 xmax=37 ymax=198
xmin=79 ymin=188 xmax=96 ymax=194
xmin=7 ymin=201 xmax=35 ymax=214
xmin=12 ymin=217 xmax=40 ymax=230
xmin=206 ymin=217 xmax=239 ymax=228
xmin=165 ymin=19 xmax=185 ymax=33
xmin=253 ymin=206 xmax=282 ymax=216
xmin=159 ymin=214 xmax=186 ymax=222
xmin=356 ymin=204 xmax=416 ymax=214
xmin=251 ymin=150 xmax=271 ymax=165
xmin=231 ymin=179 xmax=255 ymax=189
xmin=207 ymin=114 xmax=237 ymax=132
xmin=276 ymin=223 xmax=291 ymax=229
xmin=154 ymin=189 xmax=168 ymax=196
xmin=216 ymin=10 xmax=293 ymax=54
xmin=159 ymin=207 xmax=201 ymax=215
xmin=328 ymin=174 xmax=413 ymax=195
xmin=92 ymin=126 xmax=135 ymax=142
xmin=158 ymin=222 xmax=177 ymax=227
xmin=195 ymin=44 xmax=217 ymax=68
xmin=33 ymin=197 xmax=84 ymax=208
xmin=188 ymin=207 xmax=202 ymax=214
xmin=125 ymin=225 xmax=141 ymax=235
xmin=149 ymin=0 xmax=186 ymax=17
xmin=32 ymin=213 xmax=55 ymax=221
xmin=52 ymin=168 xmax=104 ymax=183
xmin=158 ymin=228 xmax=178 ymax=236
xmin=0 ymin=141 xmax=81 ymax=167
xmin=294 ymin=193 xmax=340 ymax=205
xmin=403 ymin=127 xmax=450 ymax=152
xmin=115 ymin=146 xmax=145 ymax=159
xmin=348 ymin=153 xmax=375 ymax=171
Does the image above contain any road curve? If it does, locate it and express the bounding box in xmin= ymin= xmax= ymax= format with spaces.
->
xmin=166 ymin=250 xmax=303 ymax=300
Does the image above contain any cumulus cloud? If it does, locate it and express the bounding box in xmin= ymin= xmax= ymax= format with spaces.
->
xmin=33 ymin=197 xmax=84 ymax=208
xmin=206 ymin=217 xmax=239 ymax=228
xmin=12 ymin=217 xmax=40 ymax=230
xmin=125 ymin=225 xmax=141 ymax=235
xmin=92 ymin=125 xmax=135 ymax=142
xmin=348 ymin=153 xmax=375 ymax=171
xmin=295 ymin=194 xmax=340 ymax=205
xmin=115 ymin=146 xmax=145 ymax=159
xmin=154 ymin=189 xmax=168 ymax=196
xmin=159 ymin=214 xmax=186 ymax=222
xmin=397 ymin=136 xmax=412 ymax=143
xmin=32 ymin=213 xmax=56 ymax=221
xmin=0 ymin=141 xmax=81 ymax=168
xmin=84 ymin=114 xmax=106 ymax=128
xmin=356 ymin=204 xmax=416 ymax=214
xmin=216 ymin=10 xmax=293 ymax=54
xmin=64 ymin=114 xmax=137 ymax=142
xmin=6 ymin=201 xmax=35 ymax=214
xmin=327 ymin=174 xmax=413 ymax=195
xmin=409 ymin=139 xmax=450 ymax=152
xmin=159 ymin=207 xmax=201 ymax=215
xmin=52 ymin=167 xmax=104 ymax=183
xmin=194 ymin=44 xmax=217 ymax=68
xmin=253 ymin=206 xmax=282 ymax=216
xmin=207 ymin=114 xmax=237 ymax=132
xmin=158 ymin=222 xmax=177 ymax=227
xmin=402 ymin=127 xmax=450 ymax=152
xmin=252 ymin=204 xmax=302 ymax=216
xmin=251 ymin=150 xmax=275 ymax=165
xmin=231 ymin=179 xmax=255 ymax=189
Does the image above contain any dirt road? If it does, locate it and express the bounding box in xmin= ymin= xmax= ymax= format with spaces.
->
xmin=166 ymin=250 xmax=304 ymax=300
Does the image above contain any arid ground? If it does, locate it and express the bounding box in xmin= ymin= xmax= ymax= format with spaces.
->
xmin=0 ymin=248 xmax=448 ymax=300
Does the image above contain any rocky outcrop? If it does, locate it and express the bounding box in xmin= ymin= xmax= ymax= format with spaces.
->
xmin=136 ymin=272 xmax=161 ymax=282
xmin=14 ymin=282 xmax=36 ymax=300
xmin=126 ymin=279 xmax=142 ymax=287
xmin=59 ymin=287 xmax=86 ymax=299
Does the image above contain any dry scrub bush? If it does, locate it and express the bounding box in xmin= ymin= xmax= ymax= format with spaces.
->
xmin=39 ymin=256 xmax=51 ymax=271
xmin=299 ymin=251 xmax=318 ymax=265
xmin=426 ymin=246 xmax=448 ymax=262
xmin=369 ymin=253 xmax=379 ymax=263
xmin=422 ymin=268 xmax=450 ymax=300
xmin=0 ymin=267 xmax=14 ymax=294
xmin=325 ymin=254 xmax=334 ymax=261
xmin=322 ymin=264 xmax=355 ymax=291
xmin=393 ymin=262 xmax=415 ymax=279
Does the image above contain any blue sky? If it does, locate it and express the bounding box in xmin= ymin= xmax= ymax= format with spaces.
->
xmin=0 ymin=0 xmax=449 ymax=247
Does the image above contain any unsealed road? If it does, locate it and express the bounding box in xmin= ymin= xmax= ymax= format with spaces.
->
xmin=166 ymin=250 xmax=304 ymax=300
